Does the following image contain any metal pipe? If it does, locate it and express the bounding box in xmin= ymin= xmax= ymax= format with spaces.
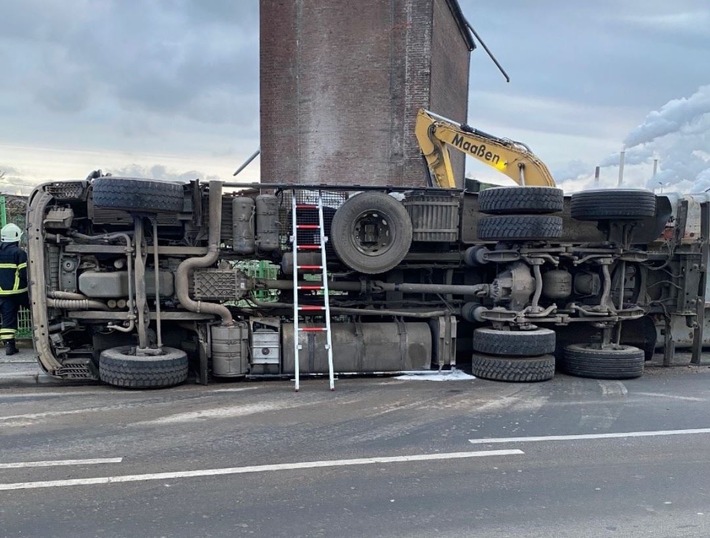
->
xmin=380 ymin=282 xmax=488 ymax=296
xmin=257 ymin=279 xmax=362 ymax=291
xmin=531 ymin=264 xmax=543 ymax=310
xmin=257 ymin=279 xmax=489 ymax=296
xmin=176 ymin=180 xmax=234 ymax=325
xmin=249 ymin=301 xmax=450 ymax=319
xmin=107 ymin=320 xmax=135 ymax=333
xmin=47 ymin=298 xmax=110 ymax=310
xmin=233 ymin=148 xmax=260 ymax=177
xmin=48 ymin=290 xmax=132 ymax=332
xmin=48 ymin=291 xmax=90 ymax=300
xmin=152 ymin=217 xmax=163 ymax=348
xmin=134 ymin=217 xmax=148 ymax=349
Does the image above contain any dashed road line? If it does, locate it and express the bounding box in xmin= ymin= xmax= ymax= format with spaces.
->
xmin=634 ymin=392 xmax=706 ymax=402
xmin=469 ymin=428 xmax=710 ymax=444
xmin=0 ymin=450 xmax=523 ymax=491
xmin=0 ymin=458 xmax=122 ymax=469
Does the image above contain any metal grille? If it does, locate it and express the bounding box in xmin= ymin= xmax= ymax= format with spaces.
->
xmin=46 ymin=181 xmax=85 ymax=199
xmin=281 ymin=189 xmax=346 ymax=255
xmin=193 ymin=269 xmax=248 ymax=300
xmin=16 ymin=307 xmax=31 ymax=340
xmin=56 ymin=358 xmax=98 ymax=380
xmin=403 ymin=194 xmax=460 ymax=242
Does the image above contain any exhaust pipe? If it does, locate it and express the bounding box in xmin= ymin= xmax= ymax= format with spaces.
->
xmin=176 ymin=180 xmax=234 ymax=326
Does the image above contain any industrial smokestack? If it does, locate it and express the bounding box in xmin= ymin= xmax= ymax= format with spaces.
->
xmin=617 ymin=149 xmax=626 ymax=187
xmin=652 ymin=158 xmax=658 ymax=178
xmin=594 ymin=166 xmax=600 ymax=185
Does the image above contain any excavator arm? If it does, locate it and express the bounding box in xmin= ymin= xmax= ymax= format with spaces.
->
xmin=415 ymin=108 xmax=556 ymax=188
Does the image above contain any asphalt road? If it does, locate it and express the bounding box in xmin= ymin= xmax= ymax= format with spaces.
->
xmin=2 ymin=365 xmax=710 ymax=537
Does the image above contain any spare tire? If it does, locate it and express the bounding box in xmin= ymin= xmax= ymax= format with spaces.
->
xmin=330 ymin=192 xmax=413 ymax=274
xmin=478 ymin=215 xmax=563 ymax=241
xmin=92 ymin=177 xmax=185 ymax=213
xmin=571 ymin=189 xmax=655 ymax=221
xmin=479 ymin=186 xmax=564 ymax=215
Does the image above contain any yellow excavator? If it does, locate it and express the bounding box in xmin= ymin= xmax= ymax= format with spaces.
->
xmin=415 ymin=108 xmax=556 ymax=188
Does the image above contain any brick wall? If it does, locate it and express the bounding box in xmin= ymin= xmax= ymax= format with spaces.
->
xmin=430 ymin=0 xmax=471 ymax=186
xmin=260 ymin=0 xmax=471 ymax=187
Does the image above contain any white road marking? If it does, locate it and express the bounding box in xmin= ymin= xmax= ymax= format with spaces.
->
xmin=634 ymin=392 xmax=706 ymax=402
xmin=211 ymin=387 xmax=260 ymax=393
xmin=0 ymin=450 xmax=523 ymax=491
xmin=0 ymin=458 xmax=122 ymax=469
xmin=1 ymin=406 xmax=118 ymax=422
xmin=469 ymin=428 xmax=710 ymax=444
xmin=0 ymin=391 xmax=108 ymax=398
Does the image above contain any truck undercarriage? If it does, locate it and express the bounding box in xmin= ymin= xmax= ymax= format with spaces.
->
xmin=25 ymin=177 xmax=709 ymax=388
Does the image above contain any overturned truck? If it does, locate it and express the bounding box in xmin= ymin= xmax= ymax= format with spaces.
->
xmin=25 ymin=176 xmax=709 ymax=388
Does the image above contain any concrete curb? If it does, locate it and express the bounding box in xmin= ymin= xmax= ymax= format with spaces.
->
xmin=0 ymin=355 xmax=63 ymax=386
xmin=0 ymin=346 xmax=73 ymax=387
xmin=0 ymin=370 xmax=64 ymax=387
xmin=0 ymin=363 xmax=101 ymax=387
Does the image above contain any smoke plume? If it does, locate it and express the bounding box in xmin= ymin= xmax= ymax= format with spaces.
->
xmin=623 ymin=84 xmax=710 ymax=192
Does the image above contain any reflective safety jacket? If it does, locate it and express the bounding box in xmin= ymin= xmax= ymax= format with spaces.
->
xmin=0 ymin=242 xmax=28 ymax=296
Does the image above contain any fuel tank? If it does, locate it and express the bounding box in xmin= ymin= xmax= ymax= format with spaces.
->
xmin=281 ymin=322 xmax=432 ymax=374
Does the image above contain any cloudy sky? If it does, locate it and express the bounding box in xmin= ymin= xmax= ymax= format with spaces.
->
xmin=1 ymin=0 xmax=709 ymax=195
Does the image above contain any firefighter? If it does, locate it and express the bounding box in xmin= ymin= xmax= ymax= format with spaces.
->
xmin=0 ymin=223 xmax=29 ymax=356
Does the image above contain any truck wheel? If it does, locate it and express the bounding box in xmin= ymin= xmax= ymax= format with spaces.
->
xmin=478 ymin=215 xmax=562 ymax=241
xmin=473 ymin=327 xmax=556 ymax=356
xmin=99 ymin=346 xmax=188 ymax=388
xmin=479 ymin=187 xmax=564 ymax=215
xmin=471 ymin=352 xmax=555 ymax=382
xmin=92 ymin=177 xmax=185 ymax=213
xmin=571 ymin=189 xmax=655 ymax=221
xmin=330 ymin=192 xmax=413 ymax=274
xmin=561 ymin=343 xmax=644 ymax=379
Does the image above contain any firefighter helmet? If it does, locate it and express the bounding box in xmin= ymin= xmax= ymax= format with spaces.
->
xmin=1 ymin=223 xmax=22 ymax=243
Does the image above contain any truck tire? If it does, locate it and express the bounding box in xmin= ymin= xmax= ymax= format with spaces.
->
xmin=570 ymin=189 xmax=655 ymax=221
xmin=330 ymin=192 xmax=413 ymax=274
xmin=478 ymin=215 xmax=562 ymax=241
xmin=99 ymin=346 xmax=188 ymax=389
xmin=92 ymin=177 xmax=185 ymax=213
xmin=479 ymin=187 xmax=564 ymax=215
xmin=561 ymin=343 xmax=644 ymax=379
xmin=473 ymin=327 xmax=556 ymax=356
xmin=471 ymin=352 xmax=555 ymax=382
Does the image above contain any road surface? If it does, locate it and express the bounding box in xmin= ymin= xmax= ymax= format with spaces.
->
xmin=2 ymin=365 xmax=710 ymax=537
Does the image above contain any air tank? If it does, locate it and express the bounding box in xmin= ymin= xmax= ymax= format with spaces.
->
xmin=255 ymin=194 xmax=280 ymax=252
xmin=232 ymin=197 xmax=256 ymax=254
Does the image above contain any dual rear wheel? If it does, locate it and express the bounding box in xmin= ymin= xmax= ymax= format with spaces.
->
xmin=471 ymin=328 xmax=556 ymax=382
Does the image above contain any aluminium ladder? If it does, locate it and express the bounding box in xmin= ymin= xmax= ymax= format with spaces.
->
xmin=290 ymin=191 xmax=335 ymax=391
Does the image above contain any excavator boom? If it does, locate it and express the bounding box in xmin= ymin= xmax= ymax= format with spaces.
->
xmin=415 ymin=108 xmax=556 ymax=188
